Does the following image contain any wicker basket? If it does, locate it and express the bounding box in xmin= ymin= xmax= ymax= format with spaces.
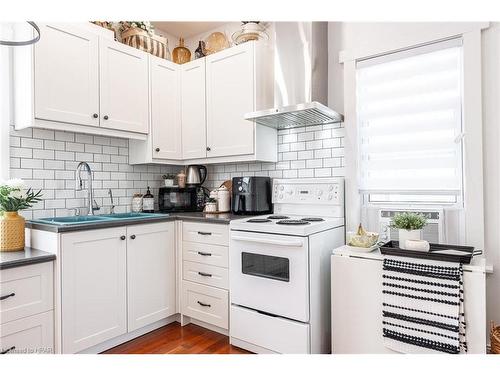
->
xmin=121 ymin=27 xmax=168 ymax=59
xmin=491 ymin=321 xmax=500 ymax=354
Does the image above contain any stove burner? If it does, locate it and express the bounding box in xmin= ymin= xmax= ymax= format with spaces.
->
xmin=301 ymin=217 xmax=325 ymax=222
xmin=247 ymin=218 xmax=272 ymax=223
xmin=267 ymin=215 xmax=290 ymax=220
xmin=276 ymin=219 xmax=310 ymax=225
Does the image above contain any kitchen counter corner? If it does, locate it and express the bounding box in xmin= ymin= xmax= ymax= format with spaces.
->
xmin=0 ymin=247 xmax=56 ymax=270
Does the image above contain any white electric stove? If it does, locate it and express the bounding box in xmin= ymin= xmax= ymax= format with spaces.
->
xmin=229 ymin=178 xmax=345 ymax=354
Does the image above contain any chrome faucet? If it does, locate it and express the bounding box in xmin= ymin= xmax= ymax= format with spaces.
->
xmin=108 ymin=188 xmax=115 ymax=214
xmin=75 ymin=162 xmax=100 ymax=216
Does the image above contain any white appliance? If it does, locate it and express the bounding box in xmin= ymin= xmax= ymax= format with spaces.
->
xmin=378 ymin=208 xmax=444 ymax=243
xmin=229 ymin=178 xmax=345 ymax=354
xmin=331 ymin=245 xmax=487 ymax=354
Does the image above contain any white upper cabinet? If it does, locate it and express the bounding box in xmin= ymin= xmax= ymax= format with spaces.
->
xmin=151 ymin=57 xmax=182 ymax=159
xmin=99 ymin=39 xmax=149 ymax=134
xmin=34 ymin=23 xmax=100 ymax=127
xmin=181 ymin=59 xmax=207 ymax=159
xmin=127 ymin=222 xmax=176 ymax=331
xmin=205 ymin=42 xmax=255 ymax=158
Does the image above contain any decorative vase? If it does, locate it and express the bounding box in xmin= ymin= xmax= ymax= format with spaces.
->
xmin=164 ymin=179 xmax=174 ymax=187
xmin=0 ymin=211 xmax=25 ymax=252
xmin=172 ymin=37 xmax=191 ymax=64
xmin=398 ymin=229 xmax=422 ymax=250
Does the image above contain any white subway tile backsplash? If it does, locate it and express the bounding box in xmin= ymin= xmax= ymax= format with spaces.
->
xmin=204 ymin=124 xmax=346 ymax=190
xmin=10 ymin=126 xmax=180 ymax=218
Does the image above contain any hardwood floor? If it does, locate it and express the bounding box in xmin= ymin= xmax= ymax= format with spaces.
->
xmin=102 ymin=322 xmax=251 ymax=354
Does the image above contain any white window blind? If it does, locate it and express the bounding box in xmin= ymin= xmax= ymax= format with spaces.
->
xmin=356 ymin=38 xmax=464 ymax=199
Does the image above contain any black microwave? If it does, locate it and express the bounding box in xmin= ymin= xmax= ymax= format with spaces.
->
xmin=158 ymin=186 xmax=204 ymax=212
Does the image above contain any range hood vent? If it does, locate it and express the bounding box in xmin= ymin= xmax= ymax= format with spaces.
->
xmin=245 ymin=22 xmax=344 ymax=130
xmin=245 ymin=102 xmax=343 ymax=130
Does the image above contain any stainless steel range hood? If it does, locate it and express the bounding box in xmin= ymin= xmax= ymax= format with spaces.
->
xmin=245 ymin=22 xmax=344 ymax=130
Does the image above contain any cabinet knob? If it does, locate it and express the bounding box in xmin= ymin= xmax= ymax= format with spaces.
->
xmin=120 ymin=235 xmax=126 ymax=240
xmin=92 ymin=113 xmax=98 ymax=118
xmin=130 ymin=234 xmax=136 ymax=240
xmin=206 ymin=146 xmax=211 ymax=151
xmin=155 ymin=148 xmax=160 ymax=152
xmin=103 ymin=115 xmax=109 ymax=120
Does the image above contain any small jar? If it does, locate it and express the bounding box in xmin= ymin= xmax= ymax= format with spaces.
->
xmin=131 ymin=194 xmax=143 ymax=213
xmin=205 ymin=201 xmax=217 ymax=213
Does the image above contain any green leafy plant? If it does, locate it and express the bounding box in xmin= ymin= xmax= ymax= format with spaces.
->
xmin=0 ymin=179 xmax=42 ymax=213
xmin=162 ymin=174 xmax=176 ymax=180
xmin=391 ymin=212 xmax=428 ymax=231
xmin=118 ymin=21 xmax=154 ymax=35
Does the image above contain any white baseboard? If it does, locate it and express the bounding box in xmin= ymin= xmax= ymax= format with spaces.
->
xmin=78 ymin=314 xmax=180 ymax=354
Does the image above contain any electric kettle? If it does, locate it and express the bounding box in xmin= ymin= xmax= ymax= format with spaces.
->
xmin=185 ymin=165 xmax=207 ymax=186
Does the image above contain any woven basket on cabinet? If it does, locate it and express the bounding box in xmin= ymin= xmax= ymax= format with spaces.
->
xmin=491 ymin=321 xmax=500 ymax=354
xmin=121 ymin=27 xmax=168 ymax=59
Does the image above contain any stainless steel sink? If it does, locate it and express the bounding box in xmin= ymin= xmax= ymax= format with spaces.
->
xmin=34 ymin=216 xmax=111 ymax=225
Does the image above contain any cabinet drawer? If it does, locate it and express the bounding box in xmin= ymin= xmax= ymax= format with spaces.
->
xmin=182 ymin=222 xmax=229 ymax=246
xmin=0 ymin=262 xmax=54 ymax=325
xmin=181 ymin=280 xmax=228 ymax=329
xmin=182 ymin=241 xmax=228 ymax=268
xmin=0 ymin=310 xmax=54 ymax=354
xmin=183 ymin=261 xmax=229 ymax=289
xmin=230 ymin=304 xmax=310 ymax=354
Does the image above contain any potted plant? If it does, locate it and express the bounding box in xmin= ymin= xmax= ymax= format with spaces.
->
xmin=391 ymin=212 xmax=428 ymax=250
xmin=162 ymin=174 xmax=176 ymax=187
xmin=0 ymin=179 xmax=42 ymax=252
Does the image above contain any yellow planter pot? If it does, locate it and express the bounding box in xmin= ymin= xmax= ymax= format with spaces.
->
xmin=0 ymin=211 xmax=25 ymax=252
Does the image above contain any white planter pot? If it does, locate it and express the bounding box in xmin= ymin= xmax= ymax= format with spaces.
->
xmin=164 ymin=179 xmax=174 ymax=187
xmin=398 ymin=229 xmax=422 ymax=249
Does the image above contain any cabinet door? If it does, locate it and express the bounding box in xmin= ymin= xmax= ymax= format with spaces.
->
xmin=34 ymin=23 xmax=99 ymax=127
xmin=127 ymin=222 xmax=176 ymax=331
xmin=181 ymin=59 xmax=207 ymax=159
xmin=61 ymin=227 xmax=127 ymax=353
xmin=151 ymin=57 xmax=182 ymax=159
xmin=100 ymin=39 xmax=149 ymax=134
xmin=206 ymin=42 xmax=255 ymax=157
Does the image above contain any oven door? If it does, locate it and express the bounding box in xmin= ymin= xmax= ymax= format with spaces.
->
xmin=230 ymin=231 xmax=309 ymax=322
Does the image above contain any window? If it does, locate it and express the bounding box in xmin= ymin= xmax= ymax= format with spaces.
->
xmin=356 ymin=38 xmax=464 ymax=205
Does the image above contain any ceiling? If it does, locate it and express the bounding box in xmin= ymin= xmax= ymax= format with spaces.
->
xmin=152 ymin=22 xmax=230 ymax=38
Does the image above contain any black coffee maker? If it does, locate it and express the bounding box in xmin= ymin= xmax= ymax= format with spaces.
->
xmin=231 ymin=177 xmax=272 ymax=215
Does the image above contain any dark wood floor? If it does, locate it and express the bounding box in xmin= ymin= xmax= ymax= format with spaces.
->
xmin=102 ymin=322 xmax=251 ymax=354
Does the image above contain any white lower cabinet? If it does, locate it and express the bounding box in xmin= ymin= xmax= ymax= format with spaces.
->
xmin=61 ymin=227 xmax=127 ymax=353
xmin=0 ymin=262 xmax=54 ymax=354
xmin=127 ymin=222 xmax=176 ymax=331
xmin=0 ymin=311 xmax=54 ymax=354
xmin=61 ymin=222 xmax=176 ymax=353
xmin=181 ymin=222 xmax=230 ymax=330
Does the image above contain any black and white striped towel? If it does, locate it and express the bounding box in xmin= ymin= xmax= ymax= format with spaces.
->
xmin=382 ymin=257 xmax=466 ymax=354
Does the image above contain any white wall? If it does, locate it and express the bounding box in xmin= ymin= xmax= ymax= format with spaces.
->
xmin=328 ymin=21 xmax=500 ymax=333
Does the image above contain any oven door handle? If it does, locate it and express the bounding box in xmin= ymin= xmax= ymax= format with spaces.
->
xmin=231 ymin=235 xmax=304 ymax=247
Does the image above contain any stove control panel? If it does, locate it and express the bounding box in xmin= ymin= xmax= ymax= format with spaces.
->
xmin=272 ymin=179 xmax=344 ymax=205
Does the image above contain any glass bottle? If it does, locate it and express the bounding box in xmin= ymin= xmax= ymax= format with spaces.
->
xmin=194 ymin=40 xmax=205 ymax=59
xmin=142 ymin=186 xmax=154 ymax=213
xmin=172 ymin=37 xmax=191 ymax=64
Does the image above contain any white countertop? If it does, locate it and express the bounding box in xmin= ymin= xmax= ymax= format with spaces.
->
xmin=332 ymin=245 xmax=492 ymax=273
